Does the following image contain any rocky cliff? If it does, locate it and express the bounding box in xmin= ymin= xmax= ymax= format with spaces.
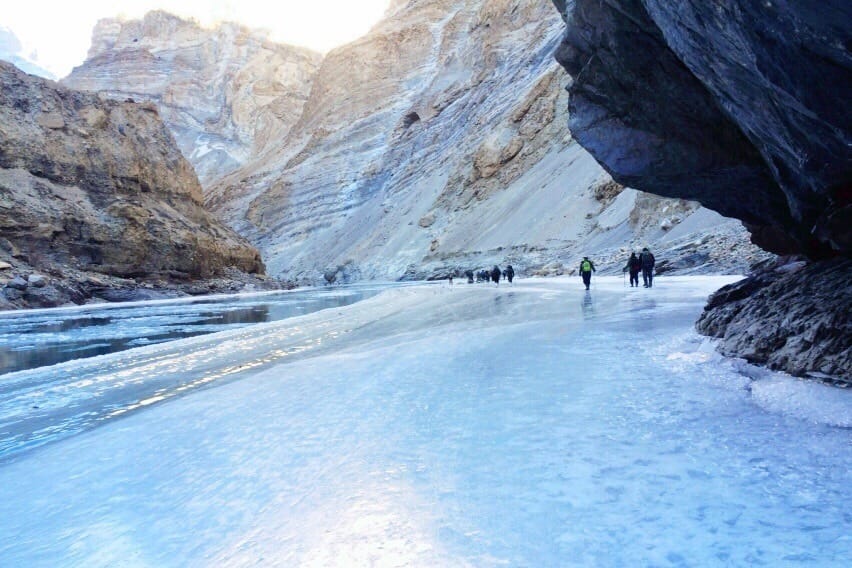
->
xmin=63 ymin=11 xmax=322 ymax=187
xmin=0 ymin=61 xmax=267 ymax=309
xmin=206 ymin=0 xmax=767 ymax=284
xmin=551 ymin=0 xmax=851 ymax=259
xmin=551 ymin=0 xmax=851 ymax=381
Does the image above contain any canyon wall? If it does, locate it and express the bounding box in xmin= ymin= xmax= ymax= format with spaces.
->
xmin=0 ymin=61 xmax=265 ymax=308
xmin=57 ymin=2 xmax=770 ymax=288
xmin=206 ymin=0 xmax=763 ymax=283
xmin=63 ymin=11 xmax=322 ymax=186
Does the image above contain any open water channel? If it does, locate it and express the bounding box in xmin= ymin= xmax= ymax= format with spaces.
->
xmin=0 ymin=282 xmax=416 ymax=375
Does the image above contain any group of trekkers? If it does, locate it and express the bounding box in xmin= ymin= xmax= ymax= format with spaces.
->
xmin=461 ymin=265 xmax=515 ymax=285
xmin=578 ymin=247 xmax=656 ymax=290
xmin=626 ymin=248 xmax=656 ymax=288
xmin=449 ymin=248 xmax=655 ymax=290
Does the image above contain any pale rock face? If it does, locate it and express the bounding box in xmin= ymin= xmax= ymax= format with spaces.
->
xmin=208 ymin=0 xmax=765 ymax=283
xmin=63 ymin=11 xmax=322 ymax=187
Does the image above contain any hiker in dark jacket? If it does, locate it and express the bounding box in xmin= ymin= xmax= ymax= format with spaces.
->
xmin=465 ymin=269 xmax=474 ymax=284
xmin=505 ymin=265 xmax=515 ymax=284
xmin=624 ymin=252 xmax=641 ymax=287
xmin=491 ymin=265 xmax=501 ymax=285
xmin=579 ymin=256 xmax=596 ymax=290
xmin=640 ymin=247 xmax=656 ymax=287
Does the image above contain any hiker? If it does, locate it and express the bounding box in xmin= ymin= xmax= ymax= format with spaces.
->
xmin=448 ymin=273 xmax=454 ymax=286
xmin=465 ymin=269 xmax=474 ymax=284
xmin=624 ymin=252 xmax=641 ymax=287
xmin=505 ymin=264 xmax=515 ymax=284
xmin=640 ymin=247 xmax=656 ymax=287
xmin=579 ymin=256 xmax=596 ymax=290
xmin=491 ymin=265 xmax=501 ymax=285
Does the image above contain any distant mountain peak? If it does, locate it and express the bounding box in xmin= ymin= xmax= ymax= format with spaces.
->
xmin=0 ymin=27 xmax=55 ymax=80
xmin=65 ymin=11 xmax=323 ymax=187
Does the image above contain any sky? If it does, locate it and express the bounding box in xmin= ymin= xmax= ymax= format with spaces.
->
xmin=0 ymin=0 xmax=390 ymax=78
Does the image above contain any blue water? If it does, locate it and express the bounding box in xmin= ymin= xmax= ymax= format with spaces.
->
xmin=0 ymin=282 xmax=421 ymax=375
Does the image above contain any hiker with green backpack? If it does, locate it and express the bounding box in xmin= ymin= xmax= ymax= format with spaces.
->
xmin=579 ymin=256 xmax=596 ymax=290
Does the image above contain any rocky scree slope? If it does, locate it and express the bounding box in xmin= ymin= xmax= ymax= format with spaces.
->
xmin=551 ymin=0 xmax=851 ymax=380
xmin=0 ymin=61 xmax=266 ymax=309
xmin=206 ymin=0 xmax=766 ymax=284
xmin=63 ymin=11 xmax=322 ymax=187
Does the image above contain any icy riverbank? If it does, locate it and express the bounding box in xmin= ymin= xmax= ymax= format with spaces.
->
xmin=1 ymin=277 xmax=850 ymax=566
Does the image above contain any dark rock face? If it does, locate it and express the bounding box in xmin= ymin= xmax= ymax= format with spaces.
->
xmin=697 ymin=258 xmax=851 ymax=382
xmin=551 ymin=0 xmax=851 ymax=258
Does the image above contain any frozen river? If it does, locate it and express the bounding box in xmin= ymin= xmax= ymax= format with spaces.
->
xmin=0 ymin=276 xmax=850 ymax=566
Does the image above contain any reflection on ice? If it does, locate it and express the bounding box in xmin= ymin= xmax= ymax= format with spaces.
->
xmin=581 ymin=289 xmax=595 ymax=319
xmin=0 ymin=277 xmax=850 ymax=566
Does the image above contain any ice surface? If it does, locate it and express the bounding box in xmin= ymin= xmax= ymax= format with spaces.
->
xmin=0 ymin=276 xmax=850 ymax=566
xmin=0 ymin=283 xmax=422 ymax=457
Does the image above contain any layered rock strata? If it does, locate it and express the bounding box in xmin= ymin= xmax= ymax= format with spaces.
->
xmin=550 ymin=0 xmax=851 ymax=379
xmin=63 ymin=11 xmax=322 ymax=187
xmin=0 ymin=61 xmax=266 ymax=309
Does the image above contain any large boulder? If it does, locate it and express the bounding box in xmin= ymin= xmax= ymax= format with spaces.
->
xmin=697 ymin=258 xmax=851 ymax=382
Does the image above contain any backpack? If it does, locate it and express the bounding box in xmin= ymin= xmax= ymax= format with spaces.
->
xmin=581 ymin=260 xmax=592 ymax=272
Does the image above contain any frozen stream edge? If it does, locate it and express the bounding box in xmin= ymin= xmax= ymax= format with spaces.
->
xmin=0 ymin=276 xmax=850 ymax=566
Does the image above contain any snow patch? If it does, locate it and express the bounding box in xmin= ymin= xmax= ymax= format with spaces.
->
xmin=751 ymin=377 xmax=852 ymax=428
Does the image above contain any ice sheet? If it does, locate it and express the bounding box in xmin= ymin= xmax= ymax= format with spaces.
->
xmin=0 ymin=276 xmax=849 ymax=566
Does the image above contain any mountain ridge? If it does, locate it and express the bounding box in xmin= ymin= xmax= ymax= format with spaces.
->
xmin=64 ymin=10 xmax=323 ymax=187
